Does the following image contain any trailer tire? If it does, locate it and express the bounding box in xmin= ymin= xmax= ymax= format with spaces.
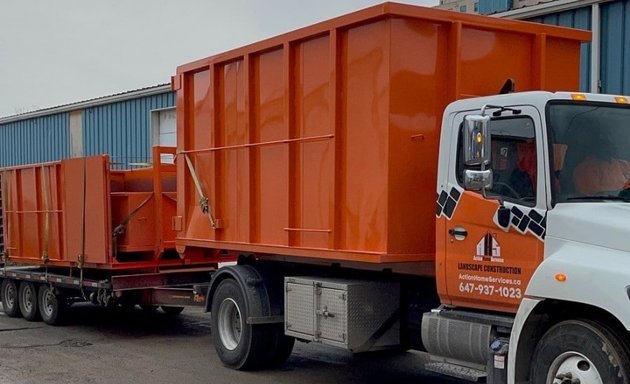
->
xmin=38 ymin=285 xmax=67 ymax=325
xmin=161 ymin=306 xmax=184 ymax=316
xmin=1 ymin=279 xmax=21 ymax=317
xmin=530 ymin=319 xmax=630 ymax=384
xmin=18 ymin=282 xmax=39 ymax=321
xmin=211 ymin=278 xmax=270 ymax=370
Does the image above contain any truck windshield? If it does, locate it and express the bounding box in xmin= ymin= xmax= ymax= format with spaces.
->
xmin=548 ymin=102 xmax=630 ymax=203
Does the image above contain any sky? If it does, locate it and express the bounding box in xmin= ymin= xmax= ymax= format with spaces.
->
xmin=0 ymin=0 xmax=438 ymax=118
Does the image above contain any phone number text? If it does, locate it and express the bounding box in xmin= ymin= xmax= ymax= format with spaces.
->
xmin=458 ymin=282 xmax=522 ymax=299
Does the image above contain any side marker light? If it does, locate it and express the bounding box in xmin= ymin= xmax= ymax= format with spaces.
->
xmin=555 ymin=273 xmax=567 ymax=282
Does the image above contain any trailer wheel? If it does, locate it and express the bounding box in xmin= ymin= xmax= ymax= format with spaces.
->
xmin=161 ymin=306 xmax=184 ymax=316
xmin=1 ymin=279 xmax=21 ymax=317
xmin=38 ymin=285 xmax=67 ymax=325
xmin=530 ymin=320 xmax=630 ymax=384
xmin=211 ymin=278 xmax=269 ymax=370
xmin=18 ymin=282 xmax=39 ymax=321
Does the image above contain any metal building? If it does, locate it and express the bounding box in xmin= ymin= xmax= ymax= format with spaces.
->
xmin=0 ymin=84 xmax=175 ymax=168
xmin=493 ymin=0 xmax=628 ymax=96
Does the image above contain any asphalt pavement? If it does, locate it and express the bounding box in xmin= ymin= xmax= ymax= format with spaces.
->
xmin=0 ymin=303 xmax=465 ymax=384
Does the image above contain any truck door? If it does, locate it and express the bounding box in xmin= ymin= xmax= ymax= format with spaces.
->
xmin=436 ymin=106 xmax=546 ymax=313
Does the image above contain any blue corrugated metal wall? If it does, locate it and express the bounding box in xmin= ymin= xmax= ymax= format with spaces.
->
xmin=0 ymin=113 xmax=70 ymax=167
xmin=83 ymin=92 xmax=174 ymax=169
xmin=480 ymin=0 xmax=513 ymax=15
xmin=600 ymin=0 xmax=630 ymax=94
xmin=528 ymin=7 xmax=592 ymax=92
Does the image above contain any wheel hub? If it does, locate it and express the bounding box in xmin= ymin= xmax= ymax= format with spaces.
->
xmin=22 ymin=286 xmax=34 ymax=312
xmin=550 ymin=352 xmax=602 ymax=384
xmin=5 ymin=284 xmax=15 ymax=308
xmin=42 ymin=289 xmax=55 ymax=317
xmin=217 ymin=298 xmax=242 ymax=351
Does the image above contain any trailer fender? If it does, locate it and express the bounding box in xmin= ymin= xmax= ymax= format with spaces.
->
xmin=205 ymin=264 xmax=283 ymax=325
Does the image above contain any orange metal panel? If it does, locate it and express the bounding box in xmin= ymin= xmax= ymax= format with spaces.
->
xmin=111 ymin=193 xmax=156 ymax=252
xmin=175 ymin=3 xmax=590 ymax=266
xmin=2 ymin=165 xmax=65 ymax=263
xmin=2 ymin=157 xmax=110 ymax=266
xmin=1 ymin=148 xmax=216 ymax=270
xmin=388 ymin=18 xmax=445 ymax=258
xmin=255 ymin=49 xmax=289 ymax=246
xmin=339 ymin=20 xmax=389 ymax=254
xmin=294 ymin=35 xmax=334 ymax=250
xmin=63 ymin=156 xmax=110 ymax=266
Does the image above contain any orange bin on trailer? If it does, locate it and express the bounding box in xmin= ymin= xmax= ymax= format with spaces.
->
xmin=0 ymin=147 xmax=213 ymax=270
xmin=173 ymin=2 xmax=588 ymax=265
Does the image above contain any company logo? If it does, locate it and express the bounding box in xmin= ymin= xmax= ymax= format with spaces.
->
xmin=474 ymin=233 xmax=503 ymax=263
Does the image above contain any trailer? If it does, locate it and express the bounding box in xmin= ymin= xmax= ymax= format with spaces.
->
xmin=0 ymin=146 xmax=232 ymax=324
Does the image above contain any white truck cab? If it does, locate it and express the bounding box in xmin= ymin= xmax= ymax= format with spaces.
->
xmin=437 ymin=91 xmax=630 ymax=384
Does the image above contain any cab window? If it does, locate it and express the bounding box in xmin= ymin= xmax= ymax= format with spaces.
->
xmin=457 ymin=116 xmax=537 ymax=206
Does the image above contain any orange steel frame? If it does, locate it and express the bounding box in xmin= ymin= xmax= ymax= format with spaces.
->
xmin=1 ymin=147 xmax=219 ymax=270
xmin=173 ymin=2 xmax=589 ymax=269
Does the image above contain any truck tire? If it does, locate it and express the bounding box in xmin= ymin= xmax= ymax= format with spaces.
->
xmin=38 ymin=285 xmax=68 ymax=325
xmin=211 ymin=278 xmax=270 ymax=370
xmin=18 ymin=282 xmax=39 ymax=321
xmin=268 ymin=324 xmax=295 ymax=367
xmin=1 ymin=279 xmax=21 ymax=317
xmin=530 ymin=319 xmax=630 ymax=384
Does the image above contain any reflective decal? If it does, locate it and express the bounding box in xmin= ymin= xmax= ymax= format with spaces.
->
xmin=436 ymin=186 xmax=462 ymax=219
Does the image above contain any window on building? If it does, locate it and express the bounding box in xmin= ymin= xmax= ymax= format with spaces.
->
xmin=460 ymin=4 xmax=467 ymax=12
xmin=474 ymin=2 xmax=479 ymax=12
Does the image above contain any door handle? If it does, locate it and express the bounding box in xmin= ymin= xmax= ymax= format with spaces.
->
xmin=449 ymin=227 xmax=468 ymax=239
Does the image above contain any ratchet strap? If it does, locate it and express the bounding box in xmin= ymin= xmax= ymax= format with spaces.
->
xmin=41 ymin=166 xmax=51 ymax=263
xmin=112 ymin=193 xmax=154 ymax=238
xmin=112 ymin=193 xmax=154 ymax=259
xmin=184 ymin=153 xmax=217 ymax=229
xmin=78 ymin=158 xmax=87 ymax=300
xmin=1 ymin=173 xmax=7 ymax=265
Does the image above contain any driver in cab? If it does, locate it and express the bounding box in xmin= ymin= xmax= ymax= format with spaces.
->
xmin=573 ymin=131 xmax=630 ymax=195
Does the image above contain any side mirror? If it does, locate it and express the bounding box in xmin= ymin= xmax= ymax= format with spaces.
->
xmin=463 ymin=114 xmax=492 ymax=192
xmin=463 ymin=115 xmax=491 ymax=166
xmin=464 ymin=169 xmax=493 ymax=191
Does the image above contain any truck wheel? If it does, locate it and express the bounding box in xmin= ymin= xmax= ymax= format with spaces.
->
xmin=1 ymin=279 xmax=21 ymax=317
xmin=38 ymin=285 xmax=68 ymax=325
xmin=530 ymin=319 xmax=630 ymax=384
xmin=268 ymin=324 xmax=295 ymax=367
xmin=18 ymin=282 xmax=39 ymax=321
xmin=161 ymin=306 xmax=184 ymax=316
xmin=211 ymin=279 xmax=269 ymax=370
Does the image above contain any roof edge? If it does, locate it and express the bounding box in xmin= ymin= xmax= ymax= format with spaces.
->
xmin=493 ymin=0 xmax=612 ymax=19
xmin=0 ymin=84 xmax=171 ymax=124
